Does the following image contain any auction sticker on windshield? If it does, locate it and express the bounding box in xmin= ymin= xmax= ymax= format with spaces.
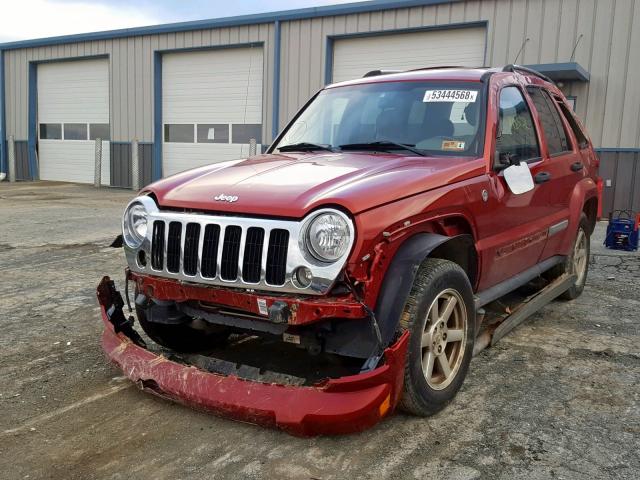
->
xmin=442 ymin=140 xmax=466 ymax=151
xmin=424 ymin=90 xmax=478 ymax=102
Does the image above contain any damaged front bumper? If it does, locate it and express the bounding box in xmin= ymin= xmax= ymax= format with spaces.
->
xmin=97 ymin=276 xmax=409 ymax=436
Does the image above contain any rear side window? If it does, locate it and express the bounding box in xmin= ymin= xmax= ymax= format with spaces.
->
xmin=495 ymin=86 xmax=540 ymax=166
xmin=557 ymin=100 xmax=589 ymax=149
xmin=526 ymin=87 xmax=570 ymax=155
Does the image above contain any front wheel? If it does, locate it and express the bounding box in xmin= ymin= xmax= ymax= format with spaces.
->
xmin=399 ymin=258 xmax=476 ymax=416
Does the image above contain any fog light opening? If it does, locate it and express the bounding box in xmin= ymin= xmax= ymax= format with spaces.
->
xmin=293 ymin=266 xmax=313 ymax=289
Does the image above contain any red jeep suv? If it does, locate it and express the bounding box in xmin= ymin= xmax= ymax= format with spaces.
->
xmin=98 ymin=65 xmax=599 ymax=436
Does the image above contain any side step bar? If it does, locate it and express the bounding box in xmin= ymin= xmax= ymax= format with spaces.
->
xmin=473 ymin=273 xmax=576 ymax=356
xmin=474 ymin=255 xmax=565 ymax=309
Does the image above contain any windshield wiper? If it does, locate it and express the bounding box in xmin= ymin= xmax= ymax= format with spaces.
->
xmin=339 ymin=140 xmax=427 ymax=157
xmin=277 ymin=142 xmax=335 ymax=152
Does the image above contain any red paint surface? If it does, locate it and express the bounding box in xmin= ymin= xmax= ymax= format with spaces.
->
xmin=132 ymin=271 xmax=366 ymax=325
xmin=99 ymin=302 xmax=409 ymax=436
xmin=146 ymin=152 xmax=483 ymax=218
xmin=142 ymin=70 xmax=598 ymax=303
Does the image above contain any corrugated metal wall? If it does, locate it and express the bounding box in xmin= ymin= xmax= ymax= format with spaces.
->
xmin=279 ymin=0 xmax=640 ymax=150
xmin=3 ymin=0 xmax=639 ymax=149
xmin=598 ymin=150 xmax=640 ymax=216
xmin=2 ymin=24 xmax=275 ymax=143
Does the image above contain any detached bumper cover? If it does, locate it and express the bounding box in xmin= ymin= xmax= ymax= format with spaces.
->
xmin=97 ymin=277 xmax=409 ymax=436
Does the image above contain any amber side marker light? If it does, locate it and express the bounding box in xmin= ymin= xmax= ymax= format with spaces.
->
xmin=379 ymin=393 xmax=392 ymax=417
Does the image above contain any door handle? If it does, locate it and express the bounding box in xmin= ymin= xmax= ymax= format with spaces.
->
xmin=571 ymin=162 xmax=584 ymax=172
xmin=534 ymin=171 xmax=551 ymax=184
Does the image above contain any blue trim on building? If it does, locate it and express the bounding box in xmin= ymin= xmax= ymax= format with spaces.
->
xmin=0 ymin=0 xmax=461 ymax=51
xmin=524 ymin=62 xmax=590 ymax=82
xmin=0 ymin=49 xmax=5 ymax=176
xmin=272 ymin=20 xmax=281 ymax=140
xmin=152 ymin=51 xmax=163 ymax=182
xmin=323 ymin=20 xmax=488 ymax=84
xmin=324 ymin=36 xmax=334 ymax=85
xmin=27 ymin=62 xmax=38 ymax=180
xmin=595 ymin=148 xmax=640 ymax=153
xmin=34 ymin=54 xmax=109 ymax=65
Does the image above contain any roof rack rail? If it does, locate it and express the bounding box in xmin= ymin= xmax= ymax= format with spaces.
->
xmin=362 ymin=69 xmax=402 ymax=78
xmin=407 ymin=65 xmax=478 ymax=72
xmin=363 ymin=66 xmax=487 ymax=78
xmin=503 ymin=64 xmax=554 ymax=83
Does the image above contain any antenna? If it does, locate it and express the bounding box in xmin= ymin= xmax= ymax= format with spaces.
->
xmin=570 ymin=34 xmax=584 ymax=61
xmin=240 ymin=47 xmax=255 ymax=157
xmin=513 ymin=38 xmax=530 ymax=64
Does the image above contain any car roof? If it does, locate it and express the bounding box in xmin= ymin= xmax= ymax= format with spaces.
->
xmin=326 ymin=67 xmax=496 ymax=88
xmin=325 ymin=65 xmax=552 ymax=89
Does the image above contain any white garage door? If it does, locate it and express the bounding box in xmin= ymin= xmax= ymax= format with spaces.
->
xmin=332 ymin=27 xmax=486 ymax=83
xmin=37 ymin=59 xmax=110 ymax=184
xmin=162 ymin=47 xmax=263 ymax=177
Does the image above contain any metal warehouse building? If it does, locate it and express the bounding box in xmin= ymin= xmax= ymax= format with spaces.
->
xmin=0 ymin=0 xmax=639 ymax=215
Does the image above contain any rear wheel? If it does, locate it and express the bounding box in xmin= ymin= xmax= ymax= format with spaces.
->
xmin=544 ymin=214 xmax=590 ymax=300
xmin=136 ymin=304 xmax=230 ymax=353
xmin=399 ymin=258 xmax=476 ymax=416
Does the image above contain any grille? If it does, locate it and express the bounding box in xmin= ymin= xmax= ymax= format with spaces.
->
xmin=243 ymin=227 xmax=265 ymax=283
xmin=221 ymin=226 xmax=242 ymax=280
xmin=151 ymin=221 xmax=165 ymax=270
xmin=166 ymin=221 xmax=182 ymax=273
xmin=201 ymin=224 xmax=220 ymax=278
xmin=183 ymin=223 xmax=201 ymax=276
xmin=150 ymin=220 xmax=289 ymax=286
xmin=266 ymin=229 xmax=289 ymax=285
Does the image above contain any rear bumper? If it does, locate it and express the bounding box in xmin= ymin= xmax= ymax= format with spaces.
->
xmin=98 ymin=278 xmax=409 ymax=436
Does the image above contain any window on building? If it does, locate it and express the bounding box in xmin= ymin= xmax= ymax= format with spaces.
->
xmin=64 ymin=123 xmax=88 ymax=141
xmin=495 ymin=86 xmax=540 ymax=167
xmin=39 ymin=123 xmax=62 ymax=140
xmin=556 ymin=100 xmax=589 ymax=150
xmin=232 ymin=124 xmax=262 ymax=144
xmin=197 ymin=124 xmax=229 ymax=143
xmin=89 ymin=123 xmax=110 ymax=141
xmin=526 ymin=87 xmax=570 ymax=156
xmin=164 ymin=124 xmax=194 ymax=143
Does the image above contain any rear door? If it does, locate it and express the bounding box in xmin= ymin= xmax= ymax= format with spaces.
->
xmin=525 ymin=86 xmax=581 ymax=259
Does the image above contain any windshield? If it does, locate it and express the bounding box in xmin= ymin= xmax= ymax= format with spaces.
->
xmin=273 ymin=81 xmax=485 ymax=157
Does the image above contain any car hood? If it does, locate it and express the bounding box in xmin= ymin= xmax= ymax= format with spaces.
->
xmin=145 ymin=152 xmax=485 ymax=217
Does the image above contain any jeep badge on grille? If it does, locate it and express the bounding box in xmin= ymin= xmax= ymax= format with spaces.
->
xmin=214 ymin=194 xmax=239 ymax=203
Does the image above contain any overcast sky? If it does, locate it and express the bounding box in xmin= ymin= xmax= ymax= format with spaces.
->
xmin=0 ymin=0 xmax=361 ymax=43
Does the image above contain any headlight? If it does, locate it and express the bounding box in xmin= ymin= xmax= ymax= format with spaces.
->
xmin=306 ymin=211 xmax=351 ymax=262
xmin=123 ymin=200 xmax=149 ymax=248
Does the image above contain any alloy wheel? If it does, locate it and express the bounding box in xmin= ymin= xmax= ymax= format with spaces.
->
xmin=572 ymin=228 xmax=588 ymax=286
xmin=420 ymin=288 xmax=468 ymax=390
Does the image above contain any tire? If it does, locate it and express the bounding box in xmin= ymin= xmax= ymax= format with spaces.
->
xmin=398 ymin=258 xmax=476 ymax=416
xmin=543 ymin=213 xmax=590 ymax=301
xmin=136 ymin=304 xmax=230 ymax=353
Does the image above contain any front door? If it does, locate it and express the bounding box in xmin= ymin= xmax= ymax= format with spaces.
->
xmin=475 ymin=83 xmax=554 ymax=290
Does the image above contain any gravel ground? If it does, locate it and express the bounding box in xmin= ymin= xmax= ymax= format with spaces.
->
xmin=0 ymin=182 xmax=638 ymax=480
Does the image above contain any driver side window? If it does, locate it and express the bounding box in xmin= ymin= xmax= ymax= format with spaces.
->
xmin=495 ymin=86 xmax=540 ymax=168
